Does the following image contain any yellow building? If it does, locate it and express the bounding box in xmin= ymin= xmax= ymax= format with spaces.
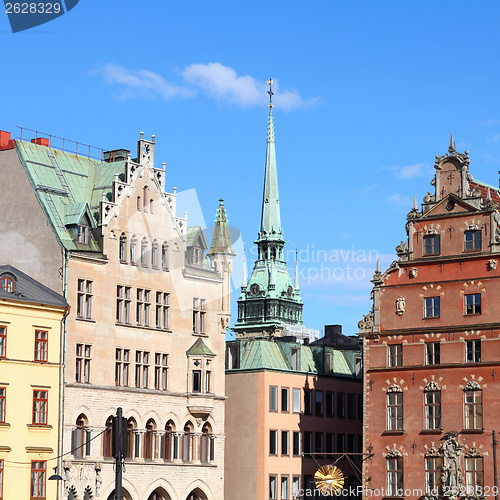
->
xmin=0 ymin=265 xmax=67 ymax=500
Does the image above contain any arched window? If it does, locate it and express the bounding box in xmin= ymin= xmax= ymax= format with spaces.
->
xmin=152 ymin=240 xmax=158 ymax=268
xmin=72 ymin=414 xmax=90 ymax=458
xmin=119 ymin=233 xmax=127 ymax=262
xmin=386 ymin=450 xmax=403 ymax=496
xmin=143 ymin=187 xmax=148 ymax=211
xmin=144 ymin=419 xmax=156 ymax=459
xmin=162 ymin=242 xmax=168 ymax=271
xmin=103 ymin=415 xmax=113 ymax=458
xmin=182 ymin=422 xmax=193 ymax=462
xmin=0 ymin=276 xmax=13 ymax=293
xmin=126 ymin=418 xmax=137 ymax=458
xmin=130 ymin=236 xmax=137 ymax=264
xmin=163 ymin=420 xmax=176 ymax=460
xmin=137 ymin=196 xmax=141 ymax=211
xmin=141 ymin=237 xmax=148 ymax=267
xmin=200 ymin=423 xmax=214 ymax=462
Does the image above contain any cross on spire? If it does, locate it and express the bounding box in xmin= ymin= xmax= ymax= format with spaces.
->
xmin=267 ymin=79 xmax=274 ymax=108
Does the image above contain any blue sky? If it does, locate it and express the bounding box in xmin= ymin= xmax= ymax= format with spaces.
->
xmin=2 ymin=1 xmax=500 ymax=336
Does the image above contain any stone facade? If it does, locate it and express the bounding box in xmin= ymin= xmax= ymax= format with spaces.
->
xmin=0 ymin=130 xmax=233 ymax=500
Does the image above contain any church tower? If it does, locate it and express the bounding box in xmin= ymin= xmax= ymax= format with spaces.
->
xmin=234 ymin=81 xmax=303 ymax=338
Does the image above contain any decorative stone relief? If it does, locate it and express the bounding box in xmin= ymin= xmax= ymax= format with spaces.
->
xmin=386 ymin=448 xmax=402 ymax=458
xmin=386 ymin=384 xmax=402 ymax=394
xmin=426 ymin=228 xmax=438 ymax=235
xmin=409 ymin=267 xmax=418 ymax=278
xmin=488 ymin=259 xmax=497 ymax=271
xmin=424 ymin=381 xmax=440 ymax=392
xmin=464 ymin=380 xmax=481 ymax=391
xmin=440 ymin=435 xmax=464 ymax=498
xmin=358 ymin=311 xmax=374 ymax=332
xmin=395 ymin=296 xmax=406 ymax=316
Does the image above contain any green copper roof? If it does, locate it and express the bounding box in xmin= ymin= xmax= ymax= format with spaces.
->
xmin=187 ymin=338 xmax=216 ymax=356
xmin=227 ymin=339 xmax=358 ymax=377
xmin=15 ymin=140 xmax=125 ymax=252
xmin=258 ymin=110 xmax=283 ymax=242
xmin=208 ymin=199 xmax=235 ymax=255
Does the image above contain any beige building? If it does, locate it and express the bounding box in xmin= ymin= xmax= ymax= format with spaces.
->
xmin=0 ymin=130 xmax=234 ymax=500
xmin=0 ymin=265 xmax=67 ymax=500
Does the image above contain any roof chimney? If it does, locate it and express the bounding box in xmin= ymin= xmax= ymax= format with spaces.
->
xmin=31 ymin=137 xmax=50 ymax=147
xmin=0 ymin=131 xmax=15 ymax=151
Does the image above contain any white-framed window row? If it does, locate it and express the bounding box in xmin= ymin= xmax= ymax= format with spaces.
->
xmin=118 ymin=233 xmax=170 ymax=272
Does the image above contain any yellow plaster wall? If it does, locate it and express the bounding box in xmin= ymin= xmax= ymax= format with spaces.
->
xmin=0 ymin=299 xmax=65 ymax=500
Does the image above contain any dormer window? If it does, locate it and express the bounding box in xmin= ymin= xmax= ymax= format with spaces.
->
xmin=0 ymin=276 xmax=13 ymax=292
xmin=192 ymin=247 xmax=202 ymax=266
xmin=76 ymin=225 xmax=89 ymax=245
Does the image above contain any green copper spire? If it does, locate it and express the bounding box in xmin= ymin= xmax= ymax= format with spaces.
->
xmin=258 ymin=109 xmax=283 ymax=242
xmin=208 ymin=199 xmax=235 ymax=255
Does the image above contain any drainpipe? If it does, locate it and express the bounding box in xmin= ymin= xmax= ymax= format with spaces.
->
xmin=57 ymin=249 xmax=70 ymax=500
xmin=494 ymin=430 xmax=498 ymax=500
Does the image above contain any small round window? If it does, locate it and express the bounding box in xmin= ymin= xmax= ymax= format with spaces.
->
xmin=446 ymin=200 xmax=455 ymax=211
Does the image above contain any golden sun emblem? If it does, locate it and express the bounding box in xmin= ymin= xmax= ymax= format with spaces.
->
xmin=314 ymin=465 xmax=345 ymax=495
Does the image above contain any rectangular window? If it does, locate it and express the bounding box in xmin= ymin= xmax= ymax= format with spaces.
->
xmin=465 ymin=293 xmax=481 ymax=315
xmin=135 ymin=350 xmax=150 ymax=388
xmin=32 ymin=390 xmax=48 ymax=425
xmin=465 ymin=390 xmax=483 ymax=430
xmin=270 ymin=386 xmax=278 ymax=412
xmin=387 ymin=457 xmax=403 ymax=497
xmin=115 ymin=348 xmax=122 ymax=386
xmin=326 ymin=433 xmax=334 ymax=458
xmin=144 ymin=290 xmax=151 ymax=327
xmin=424 ymin=234 xmax=440 ymax=255
xmin=424 ymin=297 xmax=440 ymax=318
xmin=205 ymin=370 xmax=211 ymax=393
xmin=290 ymin=348 xmax=300 ymax=370
xmin=465 ymin=230 xmax=481 ymax=251
xmin=387 ymin=392 xmax=403 ymax=431
xmin=193 ymin=297 xmax=206 ymax=334
xmin=358 ymin=394 xmax=363 ymax=420
xmin=426 ymin=342 xmax=440 ymax=365
xmin=315 ymin=390 xmax=323 ymax=416
xmin=388 ymin=344 xmax=402 ymax=367
xmin=76 ymin=225 xmax=89 ymax=244
xmin=425 ymin=457 xmax=442 ymax=495
xmin=270 ymin=430 xmax=277 ymax=455
xmin=281 ymin=430 xmax=289 ymax=456
xmin=315 ymin=432 xmax=323 ymax=457
xmin=304 ymin=476 xmax=313 ymax=500
xmin=466 ymin=340 xmax=481 ymax=363
xmin=337 ymin=392 xmax=345 ymax=418
xmin=293 ymin=432 xmax=301 ymax=456
xmin=30 ymin=461 xmax=46 ymax=499
xmin=304 ymin=389 xmax=312 ymax=415
xmin=136 ymin=288 xmax=144 ymax=325
xmin=0 ymin=387 xmax=5 ymax=423
xmin=116 ymin=286 xmax=124 ymax=322
xmin=326 ymin=391 xmax=334 ymax=417
xmin=281 ymin=475 xmax=289 ymax=500
xmin=34 ymin=330 xmax=48 ymax=362
xmin=424 ymin=391 xmax=441 ymax=430
xmin=292 ymin=388 xmax=301 ymax=413
xmin=0 ymin=326 xmax=5 ymax=358
xmin=465 ymin=457 xmax=484 ymax=495
xmin=76 ymin=279 xmax=93 ymax=319
xmin=155 ymin=353 xmax=168 ymax=390
xmin=292 ymin=477 xmax=301 ymax=500
xmin=347 ymin=393 xmax=356 ymax=419
xmin=75 ymin=344 xmax=91 ymax=383
xmin=192 ymin=370 xmax=201 ymax=392
xmin=0 ymin=460 xmax=3 ymax=499
xmin=347 ymin=434 xmax=356 ymax=453
xmin=277 ymin=387 xmax=287 ymax=413
xmin=269 ymin=475 xmax=278 ymax=500
xmin=124 ymin=287 xmax=131 ymax=323
xmin=337 ymin=433 xmax=345 ymax=453
xmin=303 ymin=431 xmax=312 ymax=456
xmin=123 ymin=349 xmax=130 ymax=386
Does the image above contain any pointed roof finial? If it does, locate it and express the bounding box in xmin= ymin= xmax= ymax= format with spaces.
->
xmin=267 ymin=79 xmax=274 ymax=108
xmin=294 ymin=246 xmax=300 ymax=290
xmin=375 ymin=258 xmax=381 ymax=274
xmin=487 ymin=187 xmax=492 ymax=202
xmin=449 ymin=134 xmax=456 ymax=153
xmin=412 ymin=196 xmax=418 ymax=211
xmin=208 ymin=199 xmax=235 ymax=256
xmin=241 ymin=243 xmax=247 ymax=288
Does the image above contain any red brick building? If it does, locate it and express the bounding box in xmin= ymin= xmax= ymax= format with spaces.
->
xmin=360 ymin=137 xmax=500 ymax=500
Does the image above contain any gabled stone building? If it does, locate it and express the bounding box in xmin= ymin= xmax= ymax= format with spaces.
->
xmin=360 ymin=137 xmax=500 ymax=499
xmin=0 ymin=130 xmax=234 ymax=500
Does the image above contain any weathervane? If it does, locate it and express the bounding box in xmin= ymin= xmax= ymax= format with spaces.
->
xmin=267 ymin=79 xmax=274 ymax=108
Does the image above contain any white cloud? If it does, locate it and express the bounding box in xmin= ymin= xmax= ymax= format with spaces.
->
xmin=388 ymin=193 xmax=411 ymax=209
xmin=481 ymin=118 xmax=500 ymax=126
xmin=97 ymin=62 xmax=318 ymax=110
xmin=382 ymin=163 xmax=431 ymax=180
